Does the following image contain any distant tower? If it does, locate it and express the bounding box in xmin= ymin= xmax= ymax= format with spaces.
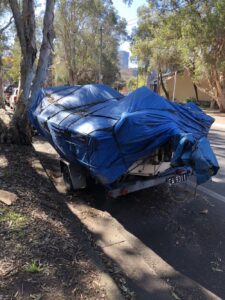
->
xmin=118 ymin=50 xmax=129 ymax=69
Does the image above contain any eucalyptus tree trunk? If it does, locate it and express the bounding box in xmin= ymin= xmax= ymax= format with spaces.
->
xmin=31 ymin=0 xmax=55 ymax=104
xmin=0 ymin=16 xmax=13 ymax=109
xmin=197 ymin=72 xmax=225 ymax=112
xmin=210 ymin=100 xmax=217 ymax=110
xmin=7 ymin=0 xmax=55 ymax=144
xmin=210 ymin=80 xmax=225 ymax=112
xmin=216 ymin=95 xmax=225 ymax=112
xmin=214 ymin=77 xmax=225 ymax=112
xmin=159 ymin=69 xmax=170 ymax=99
xmin=193 ymin=82 xmax=199 ymax=103
xmin=0 ymin=55 xmax=3 ymax=108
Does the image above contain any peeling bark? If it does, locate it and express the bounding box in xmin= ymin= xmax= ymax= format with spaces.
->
xmin=9 ymin=0 xmax=37 ymax=106
xmin=31 ymin=0 xmax=55 ymax=104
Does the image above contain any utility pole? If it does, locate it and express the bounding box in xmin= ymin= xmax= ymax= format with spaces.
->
xmin=0 ymin=55 xmax=3 ymax=107
xmin=172 ymin=71 xmax=177 ymax=101
xmin=99 ymin=25 xmax=103 ymax=83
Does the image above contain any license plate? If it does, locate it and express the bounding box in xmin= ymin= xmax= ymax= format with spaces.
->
xmin=167 ymin=174 xmax=187 ymax=185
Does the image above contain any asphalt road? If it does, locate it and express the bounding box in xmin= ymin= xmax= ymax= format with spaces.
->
xmin=85 ymin=126 xmax=225 ymax=299
xmin=201 ymin=127 xmax=225 ymax=197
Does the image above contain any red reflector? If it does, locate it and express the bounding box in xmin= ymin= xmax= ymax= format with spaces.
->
xmin=121 ymin=188 xmax=129 ymax=196
xmin=176 ymin=169 xmax=186 ymax=175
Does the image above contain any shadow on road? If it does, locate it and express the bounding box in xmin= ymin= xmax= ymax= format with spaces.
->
xmin=87 ymin=180 xmax=225 ymax=299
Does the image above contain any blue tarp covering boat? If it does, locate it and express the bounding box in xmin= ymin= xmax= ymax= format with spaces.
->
xmin=29 ymin=84 xmax=219 ymax=185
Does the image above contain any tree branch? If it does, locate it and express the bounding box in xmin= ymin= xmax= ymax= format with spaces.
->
xmin=9 ymin=0 xmax=37 ymax=105
xmin=0 ymin=16 xmax=13 ymax=34
xmin=31 ymin=0 xmax=55 ymax=103
xmin=8 ymin=0 xmax=26 ymax=51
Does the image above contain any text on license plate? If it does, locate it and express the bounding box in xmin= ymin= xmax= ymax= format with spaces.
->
xmin=167 ymin=174 xmax=187 ymax=185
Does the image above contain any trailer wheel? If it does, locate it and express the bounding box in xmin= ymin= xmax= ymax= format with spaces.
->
xmin=62 ymin=164 xmax=74 ymax=193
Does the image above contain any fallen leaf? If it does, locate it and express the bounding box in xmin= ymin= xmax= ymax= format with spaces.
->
xmin=0 ymin=190 xmax=17 ymax=206
xmin=212 ymin=266 xmax=223 ymax=272
xmin=30 ymin=294 xmax=42 ymax=300
xmin=172 ymin=291 xmax=181 ymax=300
xmin=121 ymin=285 xmax=128 ymax=292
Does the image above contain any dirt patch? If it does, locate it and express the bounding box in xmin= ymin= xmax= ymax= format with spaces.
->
xmin=0 ymin=144 xmax=111 ymax=299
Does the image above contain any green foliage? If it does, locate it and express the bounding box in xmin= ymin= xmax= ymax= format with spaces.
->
xmin=4 ymin=38 xmax=21 ymax=82
xmin=131 ymin=0 xmax=225 ymax=109
xmin=127 ymin=73 xmax=147 ymax=91
xmin=131 ymin=3 xmax=182 ymax=74
xmin=54 ymin=0 xmax=127 ymax=85
xmin=123 ymin=0 xmax=133 ymax=5
xmin=127 ymin=76 xmax=137 ymax=91
xmin=185 ymin=97 xmax=198 ymax=105
xmin=0 ymin=210 xmax=28 ymax=230
xmin=25 ymin=261 xmax=42 ymax=273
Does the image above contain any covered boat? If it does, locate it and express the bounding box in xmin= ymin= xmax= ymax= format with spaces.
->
xmin=29 ymin=84 xmax=219 ymax=195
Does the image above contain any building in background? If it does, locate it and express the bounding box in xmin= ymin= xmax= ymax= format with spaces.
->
xmin=118 ymin=50 xmax=129 ymax=70
xmin=117 ymin=50 xmax=138 ymax=94
xmin=161 ymin=69 xmax=212 ymax=104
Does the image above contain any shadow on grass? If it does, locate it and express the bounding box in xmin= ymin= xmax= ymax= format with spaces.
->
xmin=0 ymin=144 xmax=112 ymax=299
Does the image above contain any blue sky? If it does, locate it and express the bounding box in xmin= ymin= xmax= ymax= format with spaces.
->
xmin=113 ymin=0 xmax=146 ymax=34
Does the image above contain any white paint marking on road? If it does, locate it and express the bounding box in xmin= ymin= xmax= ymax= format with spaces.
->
xmin=188 ymin=181 xmax=225 ymax=204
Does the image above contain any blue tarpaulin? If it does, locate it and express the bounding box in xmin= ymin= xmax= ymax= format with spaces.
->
xmin=29 ymin=84 xmax=219 ymax=185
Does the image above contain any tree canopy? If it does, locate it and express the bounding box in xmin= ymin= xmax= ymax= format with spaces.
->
xmin=54 ymin=0 xmax=127 ymax=85
xmin=131 ymin=0 xmax=225 ymax=111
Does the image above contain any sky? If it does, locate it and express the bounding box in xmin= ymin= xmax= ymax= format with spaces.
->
xmin=113 ymin=0 xmax=147 ymax=66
